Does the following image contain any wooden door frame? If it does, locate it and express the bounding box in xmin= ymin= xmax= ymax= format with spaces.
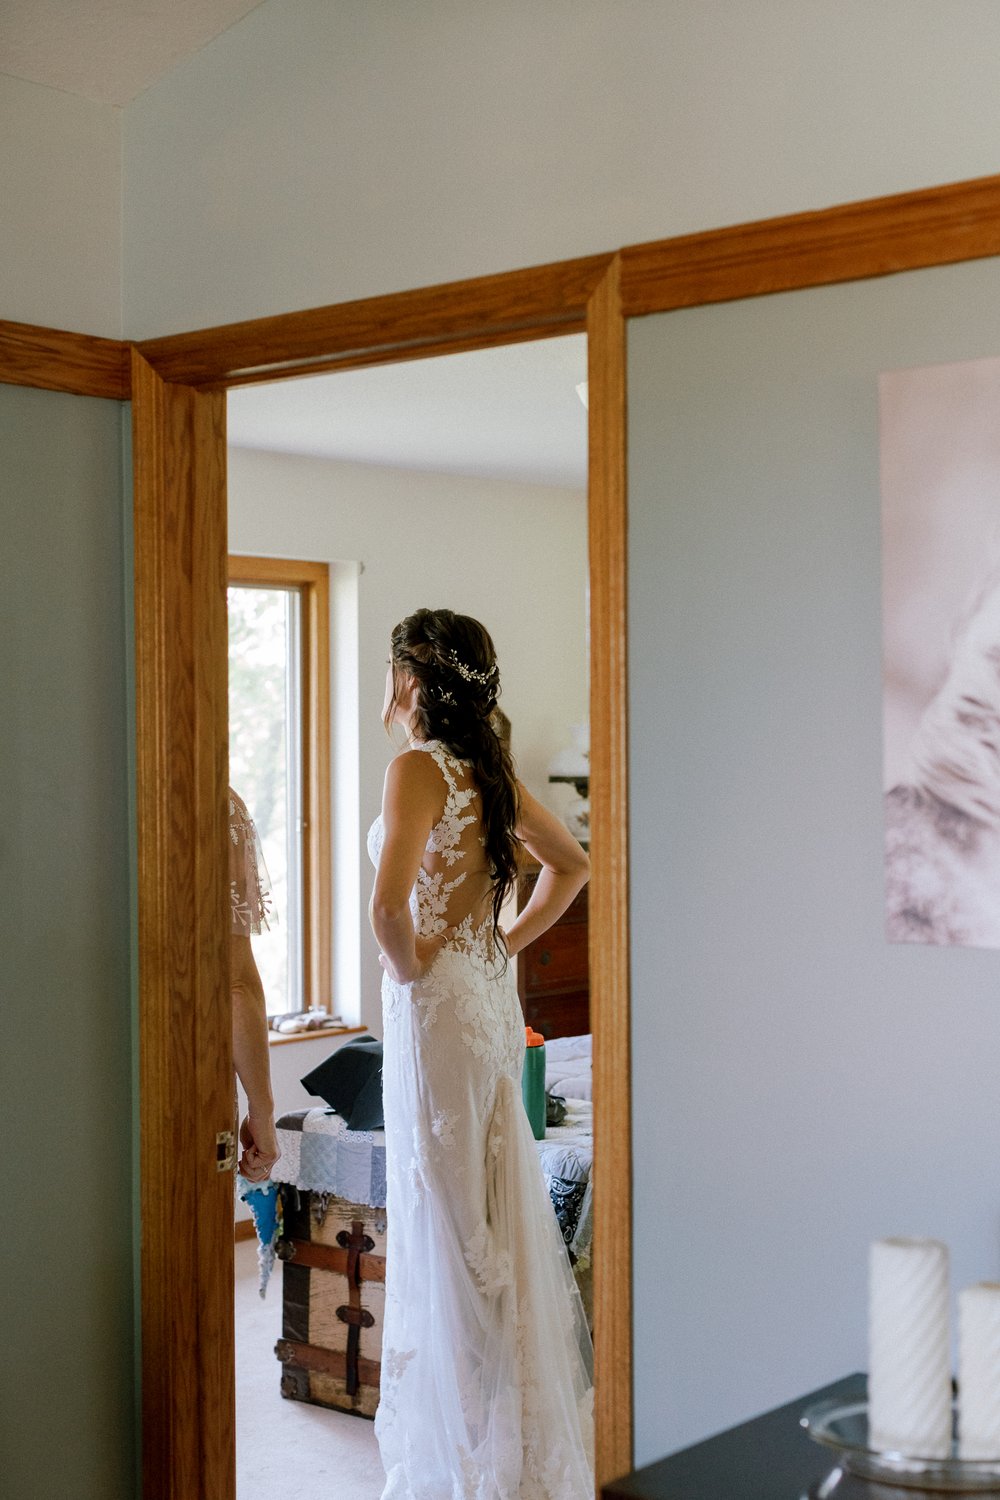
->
xmin=9 ymin=166 xmax=1000 ymax=1500
xmin=131 ymin=351 xmax=234 ymax=1499
xmin=132 ymin=252 xmax=633 ymax=1498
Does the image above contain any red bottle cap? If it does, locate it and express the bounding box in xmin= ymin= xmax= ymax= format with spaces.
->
xmin=525 ymin=1027 xmax=545 ymax=1047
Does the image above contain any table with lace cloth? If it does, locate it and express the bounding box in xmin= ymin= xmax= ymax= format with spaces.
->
xmin=273 ymin=1093 xmax=593 ymax=1267
xmin=274 ymin=1032 xmax=593 ymax=1261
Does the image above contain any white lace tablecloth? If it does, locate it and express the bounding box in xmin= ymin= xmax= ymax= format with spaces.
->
xmin=274 ymin=1108 xmax=387 ymax=1206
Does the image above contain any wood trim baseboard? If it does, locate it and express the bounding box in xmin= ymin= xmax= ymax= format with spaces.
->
xmin=219 ymin=320 xmax=583 ymax=390
xmin=587 ymin=255 xmax=632 ymax=1490
xmin=621 ymin=171 xmax=1000 ymax=317
xmin=0 ymin=318 xmax=129 ymax=399
xmin=135 ymin=255 xmax=612 ymax=387
xmin=5 ymin=173 xmax=1000 ymax=405
xmin=234 ymin=1218 xmax=256 ymax=1243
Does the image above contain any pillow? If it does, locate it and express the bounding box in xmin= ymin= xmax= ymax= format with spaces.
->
xmin=300 ymin=1034 xmax=384 ymax=1131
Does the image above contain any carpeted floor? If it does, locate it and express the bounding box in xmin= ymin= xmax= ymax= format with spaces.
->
xmin=236 ymin=1238 xmax=385 ymax=1499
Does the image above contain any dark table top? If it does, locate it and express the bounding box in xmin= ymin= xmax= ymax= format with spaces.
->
xmin=602 ymin=1374 xmax=894 ymax=1500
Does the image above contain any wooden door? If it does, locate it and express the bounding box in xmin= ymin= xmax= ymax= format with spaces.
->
xmin=131 ymin=352 xmax=235 ymax=1500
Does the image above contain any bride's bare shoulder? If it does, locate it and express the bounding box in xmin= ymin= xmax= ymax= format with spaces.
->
xmin=383 ymin=746 xmax=448 ymax=805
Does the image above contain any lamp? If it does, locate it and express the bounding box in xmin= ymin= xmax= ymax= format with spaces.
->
xmin=548 ymin=724 xmax=589 ymax=845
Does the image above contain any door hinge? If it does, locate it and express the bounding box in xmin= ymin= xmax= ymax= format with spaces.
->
xmin=216 ymin=1129 xmax=236 ymax=1173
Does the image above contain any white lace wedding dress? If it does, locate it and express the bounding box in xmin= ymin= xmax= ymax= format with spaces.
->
xmin=367 ymin=740 xmax=594 ymax=1500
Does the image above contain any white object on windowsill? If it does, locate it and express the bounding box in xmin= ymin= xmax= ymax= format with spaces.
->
xmin=869 ymin=1236 xmax=952 ymax=1458
xmin=269 ymin=1009 xmax=345 ymax=1034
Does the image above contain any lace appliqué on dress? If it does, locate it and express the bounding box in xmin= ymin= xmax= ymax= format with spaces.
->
xmin=422 ymin=743 xmax=477 ymax=865
xmin=415 ymin=865 xmax=468 ymax=937
xmin=430 ymin=1109 xmax=457 ymax=1150
xmin=229 ymin=789 xmax=273 ymax=934
xmin=383 ymin=1346 xmax=416 ymax=1385
xmin=464 ymin=1220 xmax=513 ymax=1296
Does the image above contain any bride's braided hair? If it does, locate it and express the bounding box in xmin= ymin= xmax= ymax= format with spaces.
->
xmin=384 ymin=608 xmax=520 ymax=948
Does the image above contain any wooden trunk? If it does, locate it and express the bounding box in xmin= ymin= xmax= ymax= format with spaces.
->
xmin=275 ymin=1188 xmax=386 ymax=1419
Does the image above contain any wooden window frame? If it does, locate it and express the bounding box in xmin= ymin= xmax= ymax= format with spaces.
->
xmin=227 ymin=554 xmax=332 ymax=1012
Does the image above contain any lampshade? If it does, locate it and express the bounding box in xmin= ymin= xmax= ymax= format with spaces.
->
xmin=548 ymin=723 xmax=589 ymax=780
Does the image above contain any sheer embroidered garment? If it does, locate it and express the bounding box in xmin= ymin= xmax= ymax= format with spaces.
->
xmin=367 ymin=741 xmax=594 ymax=1500
xmin=229 ymin=789 xmax=273 ymax=935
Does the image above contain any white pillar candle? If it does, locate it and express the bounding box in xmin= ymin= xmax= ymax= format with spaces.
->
xmin=869 ymin=1237 xmax=952 ymax=1457
xmin=959 ymin=1283 xmax=1000 ymax=1458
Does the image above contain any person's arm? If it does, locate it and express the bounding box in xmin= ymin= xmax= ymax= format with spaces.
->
xmin=231 ymin=931 xmax=279 ymax=1180
xmin=370 ymin=751 xmax=449 ymax=984
xmin=503 ymin=782 xmax=590 ymax=958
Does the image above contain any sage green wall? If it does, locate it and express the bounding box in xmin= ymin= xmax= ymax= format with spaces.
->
xmin=628 ymin=259 xmax=1000 ymax=1464
xmin=0 ymin=386 xmax=135 ymax=1495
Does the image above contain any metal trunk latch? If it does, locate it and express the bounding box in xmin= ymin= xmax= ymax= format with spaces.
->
xmin=216 ymin=1129 xmax=236 ymax=1172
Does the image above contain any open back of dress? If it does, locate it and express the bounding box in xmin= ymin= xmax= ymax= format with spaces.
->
xmin=409 ymin=741 xmax=498 ymax=949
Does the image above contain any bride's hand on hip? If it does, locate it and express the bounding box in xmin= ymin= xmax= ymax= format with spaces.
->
xmin=379 ymin=930 xmax=451 ymax=984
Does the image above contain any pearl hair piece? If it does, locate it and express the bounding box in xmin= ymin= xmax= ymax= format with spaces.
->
xmin=447 ymin=648 xmax=498 ymax=686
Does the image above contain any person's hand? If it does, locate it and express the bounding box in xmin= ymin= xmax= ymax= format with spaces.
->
xmin=239 ymin=1111 xmax=280 ymax=1182
xmin=497 ymin=924 xmax=517 ymax=958
xmin=378 ymin=930 xmax=449 ymax=984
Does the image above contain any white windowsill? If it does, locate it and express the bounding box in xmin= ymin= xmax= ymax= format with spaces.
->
xmin=267 ymin=1024 xmax=367 ymax=1047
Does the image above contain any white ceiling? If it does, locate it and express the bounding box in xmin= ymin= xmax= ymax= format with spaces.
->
xmin=227 ymin=335 xmax=589 ymax=490
xmin=0 ymin=0 xmax=265 ymax=106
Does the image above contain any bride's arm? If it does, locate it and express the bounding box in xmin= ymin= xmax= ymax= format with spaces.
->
xmin=370 ymin=751 xmax=446 ymax=983
xmin=503 ymin=782 xmax=590 ymax=959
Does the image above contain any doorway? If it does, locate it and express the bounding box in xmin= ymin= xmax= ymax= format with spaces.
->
xmin=227 ymin=333 xmax=590 ymax=1497
xmin=131 ymin=254 xmax=630 ymax=1500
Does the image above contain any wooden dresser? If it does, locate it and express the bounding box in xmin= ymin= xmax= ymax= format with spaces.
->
xmin=516 ymin=863 xmax=589 ymax=1038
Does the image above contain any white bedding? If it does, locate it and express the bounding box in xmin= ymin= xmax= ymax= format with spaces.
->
xmin=544 ymin=1032 xmax=592 ymax=1101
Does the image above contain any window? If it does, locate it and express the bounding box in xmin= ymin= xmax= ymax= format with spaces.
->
xmin=227 ymin=556 xmax=330 ymax=1013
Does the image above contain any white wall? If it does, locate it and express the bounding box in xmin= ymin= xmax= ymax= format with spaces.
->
xmin=629 ymin=257 xmax=1000 ymax=1464
xmin=123 ymin=0 xmax=1000 ymax=338
xmin=228 ymin=445 xmax=588 ymax=1034
xmin=0 ymin=76 xmax=121 ymax=336
xmin=235 ymin=1029 xmax=368 ymax=1222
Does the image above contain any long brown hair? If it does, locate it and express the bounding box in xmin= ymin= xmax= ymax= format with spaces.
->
xmin=384 ymin=608 xmax=519 ymax=948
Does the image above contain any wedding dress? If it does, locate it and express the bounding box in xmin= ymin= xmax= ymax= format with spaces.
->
xmin=367 ymin=740 xmax=594 ymax=1500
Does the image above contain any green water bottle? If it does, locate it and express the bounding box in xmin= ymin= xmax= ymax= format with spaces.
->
xmin=522 ymin=1027 xmax=546 ymax=1140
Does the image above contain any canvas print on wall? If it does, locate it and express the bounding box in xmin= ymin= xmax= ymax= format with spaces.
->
xmin=882 ymin=355 xmax=1000 ymax=948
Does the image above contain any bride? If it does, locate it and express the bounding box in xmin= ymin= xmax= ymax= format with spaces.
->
xmin=368 ymin=608 xmax=594 ymax=1500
